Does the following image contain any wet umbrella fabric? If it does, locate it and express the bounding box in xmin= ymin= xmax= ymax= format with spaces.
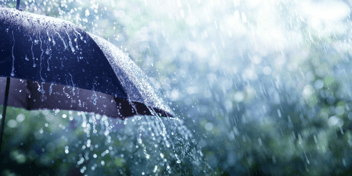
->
xmin=0 ymin=7 xmax=172 ymax=118
xmin=0 ymin=77 xmax=171 ymax=118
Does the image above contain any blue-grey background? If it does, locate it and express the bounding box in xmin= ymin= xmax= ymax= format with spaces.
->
xmin=1 ymin=0 xmax=352 ymax=175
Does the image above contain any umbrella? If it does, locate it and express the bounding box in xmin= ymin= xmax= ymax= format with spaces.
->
xmin=0 ymin=2 xmax=173 ymax=151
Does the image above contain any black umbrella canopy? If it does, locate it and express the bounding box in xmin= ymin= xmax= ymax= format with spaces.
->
xmin=0 ymin=7 xmax=173 ymax=118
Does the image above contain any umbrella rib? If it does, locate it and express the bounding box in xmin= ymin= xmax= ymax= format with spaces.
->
xmin=0 ymin=77 xmax=11 ymax=152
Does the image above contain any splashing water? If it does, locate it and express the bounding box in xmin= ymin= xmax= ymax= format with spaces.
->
xmin=19 ymin=101 xmax=210 ymax=175
xmin=60 ymin=112 xmax=211 ymax=175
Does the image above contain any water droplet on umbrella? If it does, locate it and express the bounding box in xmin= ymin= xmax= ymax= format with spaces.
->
xmin=66 ymin=30 xmax=75 ymax=53
xmin=93 ymin=90 xmax=98 ymax=105
xmin=45 ymin=48 xmax=51 ymax=55
xmin=41 ymin=82 xmax=45 ymax=94
xmin=56 ymin=32 xmax=67 ymax=49
xmin=11 ymin=31 xmax=15 ymax=76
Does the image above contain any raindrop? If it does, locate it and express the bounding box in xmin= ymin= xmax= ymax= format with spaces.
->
xmin=314 ymin=79 xmax=324 ymax=89
xmin=77 ymin=157 xmax=84 ymax=165
xmin=85 ymin=9 xmax=90 ymax=16
xmin=65 ymin=146 xmax=69 ymax=154
xmin=7 ymin=119 xmax=17 ymax=128
xmin=80 ymin=166 xmax=86 ymax=173
xmin=328 ymin=116 xmax=344 ymax=127
xmin=234 ymin=92 xmax=244 ymax=102
xmin=277 ymin=109 xmax=282 ymax=118
xmin=87 ymin=139 xmax=91 ymax=148
xmin=263 ymin=67 xmax=272 ymax=75
xmin=16 ymin=114 xmax=25 ymax=122
xmin=101 ymin=150 xmax=109 ymax=157
xmin=45 ymin=48 xmax=51 ymax=55
xmin=54 ymin=109 xmax=60 ymax=115
xmin=205 ymin=122 xmax=213 ymax=131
